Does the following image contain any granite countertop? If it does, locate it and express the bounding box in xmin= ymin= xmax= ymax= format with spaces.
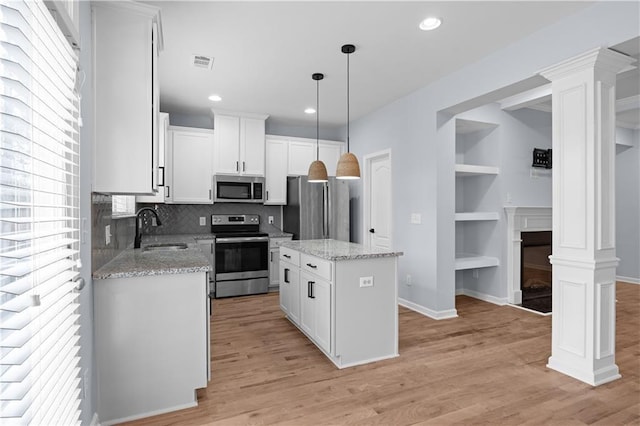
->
xmin=93 ymin=235 xmax=211 ymax=280
xmin=279 ymin=239 xmax=403 ymax=261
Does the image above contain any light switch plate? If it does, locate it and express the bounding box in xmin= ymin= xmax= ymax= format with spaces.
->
xmin=359 ymin=276 xmax=374 ymax=288
xmin=410 ymin=213 xmax=422 ymax=224
xmin=105 ymin=225 xmax=111 ymax=245
xmin=199 ymin=217 xmax=206 ymax=226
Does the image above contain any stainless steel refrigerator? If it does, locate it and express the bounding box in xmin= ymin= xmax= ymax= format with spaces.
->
xmin=283 ymin=176 xmax=349 ymax=241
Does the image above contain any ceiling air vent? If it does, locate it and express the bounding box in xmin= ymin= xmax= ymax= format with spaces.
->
xmin=192 ymin=54 xmax=214 ymax=70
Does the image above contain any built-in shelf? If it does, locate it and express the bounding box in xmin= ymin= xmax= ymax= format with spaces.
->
xmin=455 ymin=164 xmax=500 ymax=176
xmin=455 ymin=254 xmax=500 ymax=270
xmin=455 ymin=212 xmax=500 ymax=221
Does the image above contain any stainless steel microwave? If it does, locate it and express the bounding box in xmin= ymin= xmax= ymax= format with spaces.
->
xmin=213 ymin=175 xmax=264 ymax=203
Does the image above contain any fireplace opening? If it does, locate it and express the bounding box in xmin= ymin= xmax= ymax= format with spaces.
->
xmin=520 ymin=231 xmax=552 ymax=313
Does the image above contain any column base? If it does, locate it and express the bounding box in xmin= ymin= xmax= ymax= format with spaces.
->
xmin=547 ymin=356 xmax=621 ymax=386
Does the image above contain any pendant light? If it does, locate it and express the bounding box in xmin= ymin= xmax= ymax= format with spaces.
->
xmin=336 ymin=44 xmax=361 ymax=180
xmin=307 ymin=73 xmax=329 ymax=183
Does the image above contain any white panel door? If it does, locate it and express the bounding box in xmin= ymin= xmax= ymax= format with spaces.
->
xmin=366 ymin=151 xmax=392 ymax=249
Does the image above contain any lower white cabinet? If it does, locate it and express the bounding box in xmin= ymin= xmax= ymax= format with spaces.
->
xmin=94 ymin=272 xmax=209 ymax=424
xmin=300 ymin=271 xmax=331 ymax=354
xmin=166 ymin=126 xmax=214 ymax=204
xmin=279 ymin=257 xmax=300 ymax=325
xmin=278 ymin=242 xmax=399 ymax=369
xmin=269 ymin=235 xmax=293 ymax=291
xmin=197 ymin=238 xmax=215 ymax=295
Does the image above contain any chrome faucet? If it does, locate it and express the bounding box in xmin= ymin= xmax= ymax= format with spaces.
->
xmin=134 ymin=207 xmax=162 ymax=249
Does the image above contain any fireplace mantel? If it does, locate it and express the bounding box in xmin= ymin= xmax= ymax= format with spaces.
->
xmin=505 ymin=207 xmax=552 ymax=304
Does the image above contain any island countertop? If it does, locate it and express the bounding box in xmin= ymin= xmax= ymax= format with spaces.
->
xmin=279 ymin=239 xmax=403 ymax=261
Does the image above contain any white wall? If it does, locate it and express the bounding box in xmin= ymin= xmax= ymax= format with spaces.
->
xmin=349 ymin=1 xmax=639 ymax=315
xmin=616 ymin=128 xmax=640 ymax=282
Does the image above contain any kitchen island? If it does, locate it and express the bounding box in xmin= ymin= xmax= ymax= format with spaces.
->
xmin=93 ymin=236 xmax=210 ymax=425
xmin=278 ymin=239 xmax=403 ymax=368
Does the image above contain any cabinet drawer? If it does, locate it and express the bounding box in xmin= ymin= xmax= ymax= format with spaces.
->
xmin=280 ymin=246 xmax=299 ymax=266
xmin=300 ymin=254 xmax=332 ymax=282
xmin=270 ymin=236 xmax=292 ymax=248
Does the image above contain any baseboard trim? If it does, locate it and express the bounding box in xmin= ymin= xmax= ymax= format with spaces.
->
xmin=90 ymin=413 xmax=100 ymax=426
xmin=398 ymin=298 xmax=458 ymax=320
xmin=456 ymin=289 xmax=509 ymax=306
xmin=617 ymin=276 xmax=640 ymax=285
xmin=100 ymin=401 xmax=197 ymax=426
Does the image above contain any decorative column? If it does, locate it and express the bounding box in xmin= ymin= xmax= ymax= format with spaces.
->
xmin=539 ymin=48 xmax=634 ymax=386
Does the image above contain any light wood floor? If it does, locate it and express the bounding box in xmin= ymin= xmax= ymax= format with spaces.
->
xmin=125 ymin=282 xmax=640 ymax=425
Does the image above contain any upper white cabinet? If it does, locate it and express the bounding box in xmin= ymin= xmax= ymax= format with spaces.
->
xmin=287 ymin=141 xmax=315 ymax=176
xmin=265 ymin=137 xmax=288 ymax=205
xmin=137 ymin=112 xmax=169 ymax=203
xmin=92 ymin=2 xmax=163 ymax=194
xmin=166 ymin=126 xmax=214 ymax=204
xmin=213 ymin=112 xmax=268 ymax=176
xmin=318 ymin=141 xmax=344 ymax=177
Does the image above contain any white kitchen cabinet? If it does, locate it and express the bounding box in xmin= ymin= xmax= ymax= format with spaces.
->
xmin=213 ymin=112 xmax=268 ymax=176
xmin=300 ymin=270 xmax=332 ymax=354
xmin=279 ymin=246 xmax=300 ymax=325
xmin=265 ymin=137 xmax=288 ymax=205
xmin=92 ymin=2 xmax=162 ymax=194
xmin=137 ymin=112 xmax=169 ymax=203
xmin=166 ymin=126 xmax=214 ymax=204
xmin=269 ymin=235 xmax=293 ymax=291
xmin=287 ymin=140 xmax=315 ymax=176
xmin=279 ymin=241 xmax=399 ymax=369
xmin=318 ymin=141 xmax=345 ymax=177
xmin=197 ymin=238 xmax=215 ymax=295
xmin=94 ymin=271 xmax=208 ymax=424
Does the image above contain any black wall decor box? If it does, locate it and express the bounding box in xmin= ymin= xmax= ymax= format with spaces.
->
xmin=532 ymin=148 xmax=552 ymax=169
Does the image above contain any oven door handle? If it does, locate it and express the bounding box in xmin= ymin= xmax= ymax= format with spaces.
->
xmin=215 ymin=236 xmax=270 ymax=243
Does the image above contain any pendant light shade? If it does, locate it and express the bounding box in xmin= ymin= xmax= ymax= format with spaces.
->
xmin=307 ymin=73 xmax=329 ymax=183
xmin=336 ymin=44 xmax=361 ymax=180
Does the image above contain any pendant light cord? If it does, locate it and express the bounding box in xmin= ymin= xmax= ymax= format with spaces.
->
xmin=346 ymin=51 xmax=350 ymax=152
xmin=316 ymin=77 xmax=320 ymax=160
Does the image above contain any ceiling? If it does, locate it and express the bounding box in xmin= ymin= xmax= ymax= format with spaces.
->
xmin=146 ymin=1 xmax=633 ymax=131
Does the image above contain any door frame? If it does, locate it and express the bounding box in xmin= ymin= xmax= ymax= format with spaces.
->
xmin=362 ymin=148 xmax=393 ymax=249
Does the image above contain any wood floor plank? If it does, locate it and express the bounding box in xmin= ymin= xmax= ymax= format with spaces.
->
xmin=123 ymin=282 xmax=640 ymax=425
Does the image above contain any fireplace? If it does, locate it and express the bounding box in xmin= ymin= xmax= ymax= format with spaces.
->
xmin=521 ymin=231 xmax=552 ymax=313
xmin=505 ymin=207 xmax=552 ymax=306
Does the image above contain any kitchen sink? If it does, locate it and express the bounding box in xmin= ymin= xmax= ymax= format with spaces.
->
xmin=142 ymin=242 xmax=188 ymax=252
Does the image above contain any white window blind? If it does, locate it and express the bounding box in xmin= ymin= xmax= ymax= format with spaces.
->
xmin=1 ymin=0 xmax=82 ymax=424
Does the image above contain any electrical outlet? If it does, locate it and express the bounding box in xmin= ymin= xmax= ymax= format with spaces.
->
xmin=406 ymin=274 xmax=412 ymax=286
xmin=199 ymin=217 xmax=206 ymax=226
xmin=151 ymin=217 xmax=157 ymax=227
xmin=268 ymin=216 xmax=274 ymax=224
xmin=359 ymin=276 xmax=374 ymax=287
xmin=410 ymin=213 xmax=421 ymax=224
xmin=105 ymin=225 xmax=111 ymax=245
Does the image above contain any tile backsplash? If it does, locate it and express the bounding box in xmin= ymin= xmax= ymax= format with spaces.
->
xmin=136 ymin=202 xmax=282 ymax=235
xmin=92 ymin=193 xmax=135 ymax=272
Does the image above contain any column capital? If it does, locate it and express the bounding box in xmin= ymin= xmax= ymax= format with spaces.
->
xmin=539 ymin=47 xmax=635 ymax=81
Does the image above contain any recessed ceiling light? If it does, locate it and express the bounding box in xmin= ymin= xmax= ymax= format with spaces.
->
xmin=419 ymin=17 xmax=442 ymax=31
xmin=304 ymin=107 xmax=316 ymax=114
xmin=208 ymin=94 xmax=222 ymax=102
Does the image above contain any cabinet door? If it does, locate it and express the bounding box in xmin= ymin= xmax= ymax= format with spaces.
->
xmin=299 ymin=271 xmax=315 ymax=336
xmin=213 ymin=115 xmax=241 ymax=174
xmin=240 ymin=117 xmax=265 ymax=175
xmin=280 ymin=261 xmax=300 ymax=324
xmin=287 ymin=141 xmax=315 ymax=176
xmin=269 ymin=248 xmax=280 ymax=289
xmin=265 ymin=138 xmax=288 ymax=205
xmin=313 ymin=279 xmax=331 ymax=354
xmin=319 ymin=142 xmax=344 ymax=177
xmin=93 ymin=3 xmax=159 ymax=194
xmin=137 ymin=112 xmax=169 ymax=203
xmin=168 ymin=128 xmax=214 ymax=203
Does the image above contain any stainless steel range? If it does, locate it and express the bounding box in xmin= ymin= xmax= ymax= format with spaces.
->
xmin=212 ymin=214 xmax=269 ymax=298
